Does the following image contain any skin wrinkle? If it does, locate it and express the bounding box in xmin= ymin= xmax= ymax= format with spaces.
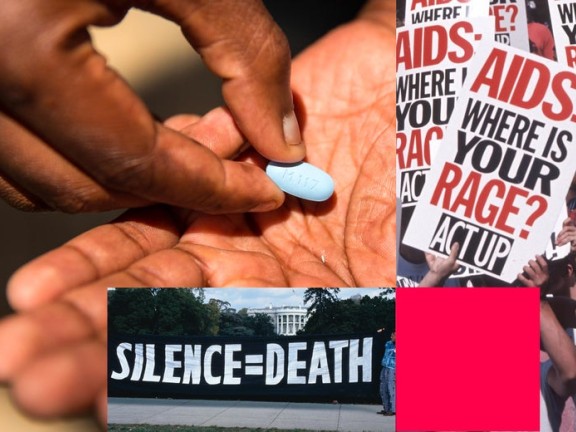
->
xmin=60 ymin=243 xmax=103 ymax=282
xmin=58 ymin=298 xmax=99 ymax=337
xmin=261 ymin=213 xmax=352 ymax=284
xmin=173 ymin=243 xmax=215 ymax=283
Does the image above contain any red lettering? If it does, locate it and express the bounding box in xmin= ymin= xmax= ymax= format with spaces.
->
xmin=423 ymin=27 xmax=448 ymax=67
xmin=397 ymin=21 xmax=478 ymax=71
xmin=496 ymin=186 xmax=529 ymax=234
xmin=509 ymin=59 xmax=549 ymax=109
xmin=430 ymin=162 xmax=462 ymax=208
xmin=476 ymin=179 xmax=505 ymax=225
xmin=470 ymin=48 xmax=508 ymax=99
xmin=448 ymin=21 xmax=475 ymax=64
xmin=542 ymin=71 xmax=576 ymax=122
xmin=565 ymin=47 xmax=576 ymax=68
xmin=429 ymin=162 xmax=542 ymax=235
xmin=396 ymin=30 xmax=413 ymax=71
xmin=490 ymin=5 xmax=508 ymax=32
xmin=450 ymin=170 xmax=480 ymax=218
xmin=396 ymin=127 xmax=440 ymax=169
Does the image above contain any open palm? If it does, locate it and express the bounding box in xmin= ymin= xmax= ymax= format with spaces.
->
xmin=0 ymin=1 xmax=395 ymax=426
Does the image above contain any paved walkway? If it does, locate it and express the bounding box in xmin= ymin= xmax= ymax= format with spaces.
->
xmin=108 ymin=398 xmax=394 ymax=432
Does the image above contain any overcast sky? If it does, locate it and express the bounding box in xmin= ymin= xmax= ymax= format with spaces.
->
xmin=202 ymin=288 xmax=393 ymax=310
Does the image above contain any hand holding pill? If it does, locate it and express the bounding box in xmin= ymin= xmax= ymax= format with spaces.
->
xmin=0 ymin=0 xmax=301 ymax=213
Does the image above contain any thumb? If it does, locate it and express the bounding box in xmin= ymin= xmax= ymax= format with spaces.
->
xmin=142 ymin=0 xmax=306 ymax=162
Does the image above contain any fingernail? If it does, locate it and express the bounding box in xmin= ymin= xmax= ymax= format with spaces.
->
xmin=283 ymin=111 xmax=302 ymax=146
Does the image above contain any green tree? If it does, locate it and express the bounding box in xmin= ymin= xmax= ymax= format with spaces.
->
xmin=219 ymin=309 xmax=253 ymax=336
xmin=245 ymin=313 xmax=276 ymax=336
xmin=302 ymin=294 xmax=395 ymax=335
xmin=303 ymin=288 xmax=340 ymax=313
xmin=108 ymin=288 xmax=219 ymax=336
xmin=108 ymin=288 xmax=156 ymax=335
xmin=155 ymin=289 xmax=207 ymax=336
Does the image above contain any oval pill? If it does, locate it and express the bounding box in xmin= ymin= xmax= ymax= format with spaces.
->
xmin=265 ymin=161 xmax=334 ymax=202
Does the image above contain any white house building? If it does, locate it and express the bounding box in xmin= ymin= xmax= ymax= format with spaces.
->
xmin=247 ymin=305 xmax=308 ymax=336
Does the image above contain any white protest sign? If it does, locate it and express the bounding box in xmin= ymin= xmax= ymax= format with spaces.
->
xmin=405 ymin=0 xmax=489 ymax=25
xmin=397 ymin=17 xmax=493 ymax=212
xmin=550 ymin=0 xmax=576 ymax=67
xmin=545 ymin=203 xmax=571 ymax=261
xmin=490 ymin=0 xmax=529 ymax=50
xmin=404 ymin=42 xmax=576 ymax=282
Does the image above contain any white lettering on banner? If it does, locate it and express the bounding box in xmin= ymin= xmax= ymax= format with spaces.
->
xmin=132 ymin=343 xmax=144 ymax=381
xmin=163 ymin=345 xmax=181 ymax=384
xmin=143 ymin=344 xmax=161 ymax=382
xmin=204 ymin=345 xmax=221 ymax=385
xmin=223 ymin=344 xmax=242 ymax=385
xmin=110 ymin=342 xmax=132 ymax=380
xmin=349 ymin=338 xmax=373 ymax=383
xmin=110 ymin=338 xmax=374 ymax=386
xmin=308 ymin=342 xmax=331 ymax=384
xmin=182 ymin=345 xmax=202 ymax=385
xmin=266 ymin=344 xmax=284 ymax=385
xmin=329 ymin=340 xmax=349 ymax=383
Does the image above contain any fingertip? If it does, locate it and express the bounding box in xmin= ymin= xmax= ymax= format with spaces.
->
xmin=248 ymin=193 xmax=285 ymax=213
xmin=163 ymin=114 xmax=201 ymax=131
xmin=7 ymin=265 xmax=61 ymax=311
xmin=0 ymin=317 xmax=33 ymax=380
xmin=7 ymin=270 xmax=39 ymax=311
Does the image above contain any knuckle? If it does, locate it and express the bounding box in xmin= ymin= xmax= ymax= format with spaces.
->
xmin=95 ymin=154 xmax=155 ymax=193
xmin=46 ymin=189 xmax=96 ymax=214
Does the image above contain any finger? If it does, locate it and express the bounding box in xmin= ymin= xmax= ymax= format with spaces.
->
xmin=60 ymin=249 xmax=207 ymax=331
xmin=1 ymin=1 xmax=283 ymax=212
xmin=535 ymin=255 xmax=548 ymax=272
xmin=448 ymin=242 xmax=460 ymax=260
xmin=523 ymin=262 xmax=538 ymax=280
xmin=7 ymin=206 xmax=181 ymax=311
xmin=11 ymin=339 xmax=105 ymax=418
xmin=0 ymin=302 xmax=94 ymax=380
xmin=517 ymin=273 xmax=530 ymax=287
xmin=165 ymin=108 xmax=248 ymax=160
xmin=0 ymin=172 xmax=48 ymax=211
xmin=0 ymin=113 xmax=150 ymax=211
xmin=143 ymin=0 xmax=306 ymax=162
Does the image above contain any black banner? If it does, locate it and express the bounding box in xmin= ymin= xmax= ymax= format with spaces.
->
xmin=108 ymin=332 xmax=385 ymax=402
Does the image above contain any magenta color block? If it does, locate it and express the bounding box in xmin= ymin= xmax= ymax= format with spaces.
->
xmin=396 ymin=288 xmax=540 ymax=431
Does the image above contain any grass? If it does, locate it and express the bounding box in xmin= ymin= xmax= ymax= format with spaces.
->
xmin=108 ymin=426 xmax=334 ymax=432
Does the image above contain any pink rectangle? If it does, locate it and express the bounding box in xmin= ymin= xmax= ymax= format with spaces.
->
xmin=396 ymin=288 xmax=540 ymax=431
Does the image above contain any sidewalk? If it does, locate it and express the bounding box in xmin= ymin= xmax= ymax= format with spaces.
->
xmin=108 ymin=398 xmax=394 ymax=432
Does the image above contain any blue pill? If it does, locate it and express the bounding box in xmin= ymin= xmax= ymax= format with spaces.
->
xmin=265 ymin=161 xmax=334 ymax=202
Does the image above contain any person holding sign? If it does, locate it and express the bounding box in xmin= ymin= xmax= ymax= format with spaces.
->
xmin=518 ymin=253 xmax=576 ymax=432
xmin=378 ymin=330 xmax=396 ymax=417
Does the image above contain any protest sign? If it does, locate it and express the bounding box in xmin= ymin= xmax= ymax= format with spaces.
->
xmin=403 ymin=42 xmax=576 ymax=282
xmin=545 ymin=203 xmax=572 ymax=261
xmin=404 ymin=0 xmax=488 ymax=25
xmin=397 ymin=17 xmax=492 ymax=214
xmin=109 ymin=332 xmax=384 ymax=401
xmin=490 ymin=0 xmax=529 ymax=50
xmin=550 ymin=0 xmax=576 ymax=67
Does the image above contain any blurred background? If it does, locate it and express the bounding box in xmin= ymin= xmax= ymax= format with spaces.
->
xmin=0 ymin=2 xmax=364 ymax=430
